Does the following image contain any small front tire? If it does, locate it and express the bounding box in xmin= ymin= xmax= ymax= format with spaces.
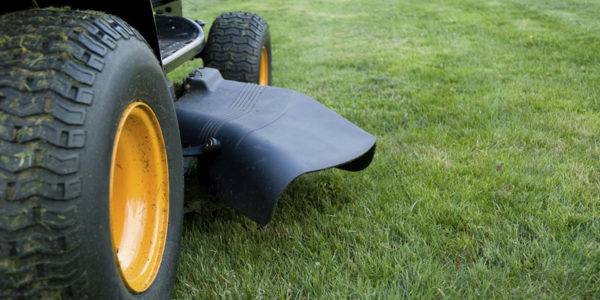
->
xmin=201 ymin=11 xmax=272 ymax=86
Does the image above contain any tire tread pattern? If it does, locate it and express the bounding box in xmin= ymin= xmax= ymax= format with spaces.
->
xmin=0 ymin=9 xmax=144 ymax=299
xmin=201 ymin=11 xmax=269 ymax=83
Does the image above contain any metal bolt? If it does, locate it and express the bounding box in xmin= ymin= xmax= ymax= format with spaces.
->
xmin=203 ymin=137 xmax=221 ymax=153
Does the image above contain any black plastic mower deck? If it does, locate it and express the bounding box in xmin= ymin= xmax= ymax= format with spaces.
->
xmin=156 ymin=15 xmax=205 ymax=72
xmin=176 ymin=68 xmax=376 ymax=224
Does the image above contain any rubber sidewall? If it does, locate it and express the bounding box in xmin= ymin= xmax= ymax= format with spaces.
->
xmin=77 ymin=36 xmax=184 ymax=299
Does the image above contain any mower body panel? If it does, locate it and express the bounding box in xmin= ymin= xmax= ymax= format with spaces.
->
xmin=176 ymin=68 xmax=376 ymax=224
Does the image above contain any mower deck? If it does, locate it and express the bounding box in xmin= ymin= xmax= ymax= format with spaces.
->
xmin=176 ymin=68 xmax=376 ymax=224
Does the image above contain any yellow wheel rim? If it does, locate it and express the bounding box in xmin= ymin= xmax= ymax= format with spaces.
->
xmin=259 ymin=45 xmax=269 ymax=86
xmin=109 ymin=102 xmax=169 ymax=293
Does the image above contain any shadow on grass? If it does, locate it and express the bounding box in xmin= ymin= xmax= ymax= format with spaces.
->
xmin=181 ymin=170 xmax=348 ymax=234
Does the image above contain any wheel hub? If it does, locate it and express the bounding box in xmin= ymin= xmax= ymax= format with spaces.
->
xmin=259 ymin=45 xmax=269 ymax=86
xmin=109 ymin=102 xmax=169 ymax=293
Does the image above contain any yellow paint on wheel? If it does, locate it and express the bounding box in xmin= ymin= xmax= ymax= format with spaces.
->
xmin=109 ymin=102 xmax=169 ymax=293
xmin=259 ymin=45 xmax=269 ymax=86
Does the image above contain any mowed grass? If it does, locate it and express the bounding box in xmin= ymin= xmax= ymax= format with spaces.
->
xmin=170 ymin=0 xmax=600 ymax=298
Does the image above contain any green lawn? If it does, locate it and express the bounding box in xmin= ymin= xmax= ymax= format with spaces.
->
xmin=170 ymin=0 xmax=600 ymax=298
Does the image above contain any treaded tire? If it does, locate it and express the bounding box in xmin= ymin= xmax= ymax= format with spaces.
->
xmin=0 ymin=9 xmax=184 ymax=299
xmin=201 ymin=11 xmax=272 ymax=85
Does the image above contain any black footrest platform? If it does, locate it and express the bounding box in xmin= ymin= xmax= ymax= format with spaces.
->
xmin=156 ymin=15 xmax=205 ymax=72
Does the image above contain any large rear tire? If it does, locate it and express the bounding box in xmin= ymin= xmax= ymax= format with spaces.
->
xmin=0 ymin=9 xmax=184 ymax=299
xmin=201 ymin=11 xmax=272 ymax=86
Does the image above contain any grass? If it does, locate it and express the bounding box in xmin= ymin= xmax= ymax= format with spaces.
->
xmin=170 ymin=0 xmax=600 ymax=298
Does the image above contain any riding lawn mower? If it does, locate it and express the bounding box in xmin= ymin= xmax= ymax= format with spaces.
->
xmin=0 ymin=0 xmax=375 ymax=298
